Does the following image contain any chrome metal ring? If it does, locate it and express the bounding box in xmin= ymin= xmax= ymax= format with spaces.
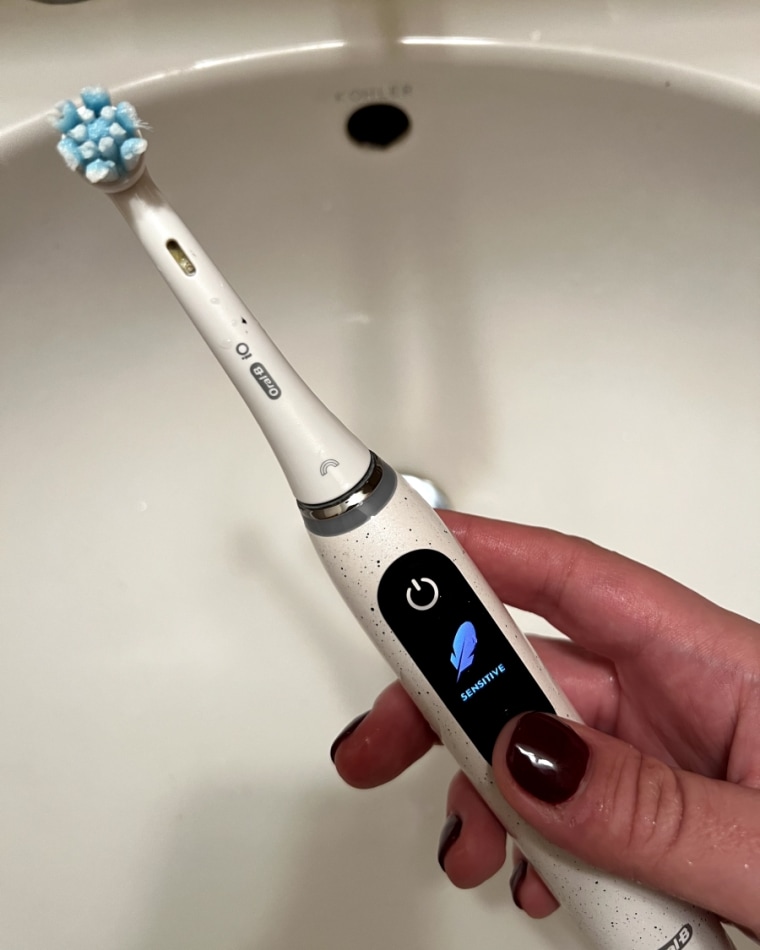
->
xmin=299 ymin=454 xmax=382 ymax=521
xmin=299 ymin=454 xmax=397 ymax=537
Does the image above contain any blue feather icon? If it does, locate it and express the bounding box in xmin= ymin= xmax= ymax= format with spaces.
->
xmin=450 ymin=621 xmax=478 ymax=681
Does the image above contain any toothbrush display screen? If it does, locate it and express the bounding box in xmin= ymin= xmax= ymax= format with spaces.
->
xmin=377 ymin=550 xmax=555 ymax=761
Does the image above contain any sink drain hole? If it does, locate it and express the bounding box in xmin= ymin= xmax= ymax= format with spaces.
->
xmin=346 ymin=103 xmax=411 ymax=150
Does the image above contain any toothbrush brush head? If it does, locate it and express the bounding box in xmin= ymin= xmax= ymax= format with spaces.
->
xmin=52 ymin=86 xmax=147 ymax=191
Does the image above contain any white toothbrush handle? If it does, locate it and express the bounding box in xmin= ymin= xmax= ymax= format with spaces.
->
xmin=308 ymin=469 xmax=731 ymax=950
xmin=108 ymin=173 xmax=371 ymax=506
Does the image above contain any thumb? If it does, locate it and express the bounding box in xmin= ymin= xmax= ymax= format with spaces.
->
xmin=493 ymin=712 xmax=760 ymax=938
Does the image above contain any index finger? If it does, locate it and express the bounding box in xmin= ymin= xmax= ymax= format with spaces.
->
xmin=438 ymin=510 xmax=756 ymax=663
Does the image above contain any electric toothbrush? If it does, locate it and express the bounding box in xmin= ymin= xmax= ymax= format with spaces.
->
xmin=52 ymin=87 xmax=732 ymax=950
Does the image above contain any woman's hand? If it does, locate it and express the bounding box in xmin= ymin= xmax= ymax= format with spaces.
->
xmin=330 ymin=511 xmax=760 ymax=941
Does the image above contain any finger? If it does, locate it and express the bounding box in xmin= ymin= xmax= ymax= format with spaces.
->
xmin=492 ymin=712 xmax=760 ymax=936
xmin=510 ymin=846 xmax=560 ymax=919
xmin=331 ymin=681 xmax=438 ymax=788
xmin=438 ymin=510 xmax=759 ymax=663
xmin=437 ymin=771 xmax=506 ymax=887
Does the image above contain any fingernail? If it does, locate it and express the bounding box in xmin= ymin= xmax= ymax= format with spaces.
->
xmin=329 ymin=712 xmax=369 ymax=763
xmin=509 ymin=858 xmax=528 ymax=909
xmin=437 ymin=813 xmax=462 ymax=871
xmin=506 ymin=712 xmax=589 ymax=804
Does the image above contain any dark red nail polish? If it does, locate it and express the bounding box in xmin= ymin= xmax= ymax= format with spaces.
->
xmin=506 ymin=712 xmax=589 ymax=804
xmin=329 ymin=712 xmax=369 ymax=763
xmin=509 ymin=858 xmax=528 ymax=909
xmin=437 ymin=813 xmax=462 ymax=871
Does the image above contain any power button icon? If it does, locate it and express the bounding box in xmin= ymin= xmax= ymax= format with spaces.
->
xmin=406 ymin=577 xmax=439 ymax=611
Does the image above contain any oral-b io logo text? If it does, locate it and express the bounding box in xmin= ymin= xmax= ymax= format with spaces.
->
xmin=250 ymin=362 xmax=281 ymax=399
xmin=658 ymin=925 xmax=692 ymax=950
xmin=450 ymin=621 xmax=477 ymax=681
xmin=234 ymin=343 xmax=281 ymax=399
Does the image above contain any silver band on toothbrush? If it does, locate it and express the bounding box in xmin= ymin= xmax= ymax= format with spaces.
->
xmin=298 ymin=454 xmax=398 ymax=537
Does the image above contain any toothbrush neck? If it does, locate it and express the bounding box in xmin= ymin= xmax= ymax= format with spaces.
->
xmin=109 ymin=173 xmax=373 ymax=506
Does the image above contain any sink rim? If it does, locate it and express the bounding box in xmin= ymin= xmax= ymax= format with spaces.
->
xmin=5 ymin=39 xmax=760 ymax=167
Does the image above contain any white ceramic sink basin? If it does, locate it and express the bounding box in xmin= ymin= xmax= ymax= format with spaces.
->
xmin=2 ymin=4 xmax=760 ymax=949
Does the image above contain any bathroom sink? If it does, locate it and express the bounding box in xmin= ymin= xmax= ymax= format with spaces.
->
xmin=2 ymin=3 xmax=760 ymax=949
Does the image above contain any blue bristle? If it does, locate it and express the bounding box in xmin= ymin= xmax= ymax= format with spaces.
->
xmin=80 ymin=86 xmax=112 ymax=113
xmin=120 ymin=137 xmax=147 ymax=170
xmin=54 ymin=86 xmax=147 ymax=184
xmin=79 ymin=140 xmax=99 ymax=162
xmin=98 ymin=136 xmax=119 ymax=162
xmin=108 ymin=122 xmax=127 ymax=146
xmin=56 ymin=136 xmax=83 ymax=171
xmin=69 ymin=123 xmax=88 ymax=144
xmin=85 ymin=159 xmax=120 ymax=184
xmin=115 ymin=102 xmax=140 ymax=135
xmin=52 ymin=100 xmax=80 ymax=133
xmin=87 ymin=117 xmax=111 ymax=144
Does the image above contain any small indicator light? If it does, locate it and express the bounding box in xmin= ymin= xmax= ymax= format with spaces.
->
xmin=166 ymin=239 xmax=196 ymax=275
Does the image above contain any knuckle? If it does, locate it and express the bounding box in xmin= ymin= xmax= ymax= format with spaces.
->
xmin=613 ymin=751 xmax=687 ymax=866
xmin=542 ymin=538 xmax=591 ymax=614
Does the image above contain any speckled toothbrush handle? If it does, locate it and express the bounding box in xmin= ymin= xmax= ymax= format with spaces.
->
xmin=308 ymin=474 xmax=731 ymax=950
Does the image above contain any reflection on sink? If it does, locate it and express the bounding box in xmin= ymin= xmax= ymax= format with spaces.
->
xmin=2 ymin=48 xmax=760 ymax=950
